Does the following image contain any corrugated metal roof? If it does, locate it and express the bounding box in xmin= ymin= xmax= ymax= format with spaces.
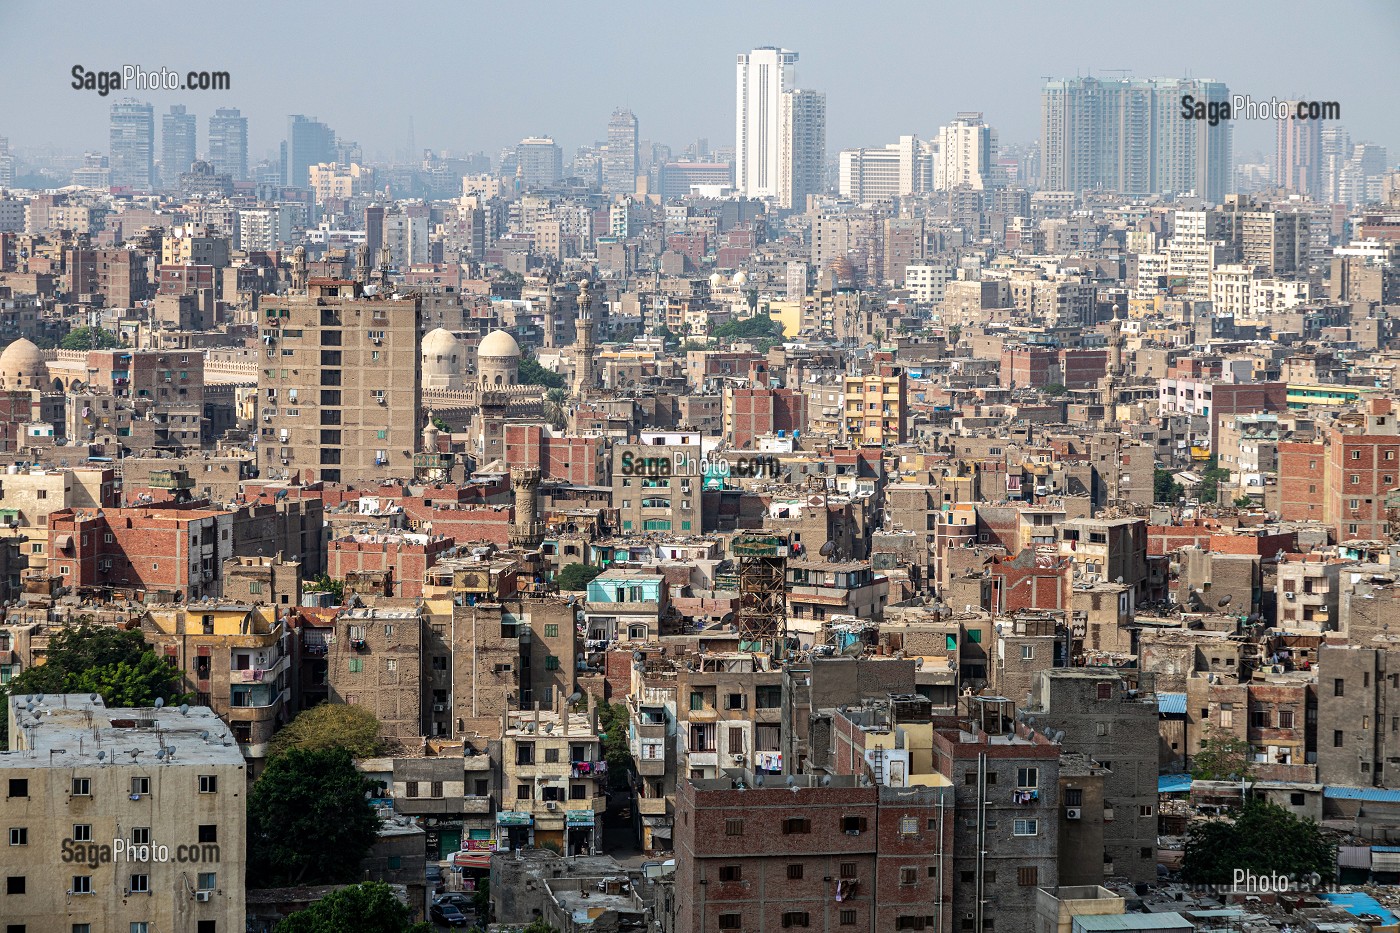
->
xmin=1338 ymin=846 xmax=1373 ymax=868
xmin=1159 ymin=773 xmax=1193 ymax=794
xmin=1323 ymin=892 xmax=1398 ymax=925
xmin=1325 ymin=785 xmax=1400 ymax=802
xmin=1157 ymin=693 xmax=1187 ymax=715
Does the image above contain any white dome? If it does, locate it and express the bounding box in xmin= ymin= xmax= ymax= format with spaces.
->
xmin=478 ymin=329 xmax=521 ymax=359
xmin=732 ymin=270 xmax=748 ymax=285
xmin=709 ymin=272 xmax=723 ymax=288
xmin=421 ymin=327 xmax=460 ymax=355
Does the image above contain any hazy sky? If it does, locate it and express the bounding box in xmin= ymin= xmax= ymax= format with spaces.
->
xmin=3 ymin=0 xmax=1397 ymax=165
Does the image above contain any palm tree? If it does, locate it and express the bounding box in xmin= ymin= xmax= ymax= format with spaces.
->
xmin=543 ymin=387 xmax=569 ymax=430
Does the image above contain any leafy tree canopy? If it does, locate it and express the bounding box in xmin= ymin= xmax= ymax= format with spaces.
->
xmin=273 ymin=882 xmax=431 ymax=933
xmin=1 ymin=624 xmax=185 ymax=749
xmin=1154 ymin=468 xmax=1186 ymax=505
xmin=596 ymin=702 xmax=636 ymax=791
xmin=1181 ymin=799 xmax=1335 ymax=884
xmin=304 ymin=574 xmax=345 ymax=603
xmin=269 ymin=703 xmax=386 ymax=760
xmin=555 ymin=562 xmax=602 ymax=591
xmin=519 ymin=352 xmax=565 ymax=389
xmin=712 ymin=313 xmax=783 ymax=342
xmin=248 ymin=747 xmax=381 ymax=887
xmin=60 ymin=326 xmax=122 ymax=350
xmin=1190 ymin=726 xmax=1252 ymax=782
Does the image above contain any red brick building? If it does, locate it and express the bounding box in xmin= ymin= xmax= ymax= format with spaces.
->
xmin=1278 ymin=442 xmax=1327 ymax=523
xmin=503 ymin=424 xmax=608 ymax=485
xmin=327 ymin=532 xmax=455 ymax=598
xmin=47 ymin=503 xmax=235 ymax=599
xmin=727 ymin=387 xmax=806 ymax=449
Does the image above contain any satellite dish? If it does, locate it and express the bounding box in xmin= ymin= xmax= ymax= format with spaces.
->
xmin=786 ymin=776 xmax=797 ymax=787
xmin=154 ymin=697 xmax=165 ymax=709
xmin=89 ymin=693 xmax=98 ymax=702
xmin=200 ymin=731 xmax=210 ymax=741
xmin=819 ymin=541 xmax=836 ymax=557
xmin=179 ymin=704 xmax=189 ymax=716
xmin=1217 ymin=594 xmax=1233 ymax=608
xmin=754 ymin=774 xmax=765 ymax=787
xmin=820 ymin=775 xmax=832 ymax=786
xmin=156 ymin=748 xmax=167 ymax=760
xmin=96 ymin=751 xmax=106 ymax=761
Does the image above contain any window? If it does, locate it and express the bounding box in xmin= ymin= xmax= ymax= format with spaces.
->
xmin=718 ymin=865 xmax=742 ymax=882
xmin=839 ymin=862 xmax=857 ymax=878
xmin=899 ymin=866 xmax=918 ymax=885
xmin=841 ymin=816 xmax=867 ymax=833
xmin=1139 ymin=805 xmax=1153 ymax=817
xmin=5 ymin=876 xmax=23 ymax=894
xmin=1279 ymin=710 xmax=1294 ymax=729
xmin=72 ymin=875 xmax=91 ymax=895
xmin=900 ymin=817 xmax=919 ymax=834
xmin=1018 ymin=866 xmax=1039 ymax=886
xmin=132 ymin=925 xmax=150 ymax=933
xmin=74 ymin=925 xmax=91 ymax=933
xmin=1335 ymin=730 xmax=1345 ymax=747
xmin=406 ymin=782 xmax=420 ymax=798
xmin=1013 ymin=819 xmax=1038 ymax=836
xmin=7 ymin=829 xmax=25 ymax=846
xmin=897 ymin=917 xmax=928 ymax=931
xmin=348 ymin=659 xmax=362 ymax=673
xmin=725 ymin=819 xmax=744 ymax=836
xmin=385 ymin=659 xmax=397 ymax=673
xmin=840 ymin=910 xmax=857 ymax=926
xmin=73 ymin=824 xmax=91 ymax=842
xmin=71 ymin=778 xmax=90 ymax=796
xmin=131 ymin=827 xmax=149 ymax=845
xmin=129 ymin=873 xmax=150 ymax=894
xmin=544 ymin=624 xmax=559 ymax=638
xmin=783 ymin=817 xmax=812 ymax=834
xmin=131 ymin=776 xmax=149 ymax=796
xmin=199 ymin=775 xmax=218 ymax=794
xmin=198 ymin=825 xmax=217 ymax=844
xmin=725 ymin=693 xmax=746 ymax=710
xmin=787 ymin=864 xmax=804 ymax=880
xmin=718 ymin=916 xmax=741 ymax=931
xmin=1065 ymin=788 xmax=1083 ymax=807
xmin=7 ymin=779 xmax=26 ymax=798
xmin=1021 ymin=645 xmax=1034 ymax=660
xmin=198 ymin=872 xmax=216 ymax=890
xmin=516 ymin=784 xmax=531 ymax=800
xmin=1017 ymin=767 xmax=1038 ymax=789
xmin=782 ymin=913 xmax=810 ymax=928
xmin=1334 ymin=678 xmax=1345 ymax=697
xmin=1096 ymin=682 xmax=1112 ymax=700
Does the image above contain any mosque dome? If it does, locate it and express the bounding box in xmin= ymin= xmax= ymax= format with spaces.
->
xmin=478 ymin=329 xmax=521 ymax=359
xmin=420 ymin=328 xmax=464 ymax=391
xmin=0 ymin=338 xmax=45 ymax=390
xmin=477 ymin=330 xmax=521 ymax=388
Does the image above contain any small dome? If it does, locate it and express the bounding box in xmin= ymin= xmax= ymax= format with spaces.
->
xmin=478 ymin=329 xmax=521 ymax=359
xmin=732 ymin=270 xmax=748 ymax=285
xmin=0 ymin=338 xmax=45 ymax=389
xmin=709 ymin=272 xmax=723 ymax=288
xmin=421 ymin=327 xmax=460 ymax=356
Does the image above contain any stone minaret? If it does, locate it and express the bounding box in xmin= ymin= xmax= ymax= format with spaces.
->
xmin=1103 ymin=303 xmax=1125 ymax=428
xmin=542 ymin=275 xmax=558 ymax=350
xmin=572 ymin=279 xmax=597 ymax=399
xmin=509 ymin=466 xmax=543 ymax=549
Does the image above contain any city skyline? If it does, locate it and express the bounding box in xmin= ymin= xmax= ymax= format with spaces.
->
xmin=1 ymin=0 xmax=1395 ymax=165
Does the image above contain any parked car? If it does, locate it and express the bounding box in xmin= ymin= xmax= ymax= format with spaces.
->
xmin=431 ymin=902 xmax=469 ymax=927
xmin=434 ymin=893 xmax=471 ymax=912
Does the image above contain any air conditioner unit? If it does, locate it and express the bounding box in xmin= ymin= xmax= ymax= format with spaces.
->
xmin=545 ymin=801 xmax=558 ymax=811
xmin=195 ymin=890 xmax=212 ymax=902
xmin=845 ymin=829 xmax=861 ymax=836
xmin=371 ymin=337 xmax=382 ymax=345
xmin=1065 ymin=807 xmax=1082 ymax=820
xmin=1285 ymin=592 xmax=1296 ymax=600
xmin=280 ymin=458 xmax=289 ymax=465
xmin=731 ymin=753 xmax=745 ymax=763
xmin=433 ymin=704 xmax=446 ymax=713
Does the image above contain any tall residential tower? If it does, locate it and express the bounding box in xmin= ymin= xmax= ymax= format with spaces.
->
xmin=604 ymin=109 xmax=639 ymax=196
xmin=208 ymin=107 xmax=249 ymax=180
xmin=109 ymin=98 xmax=155 ymax=192
xmin=161 ymin=104 xmax=197 ymax=188
xmin=734 ymin=47 xmax=799 ymax=199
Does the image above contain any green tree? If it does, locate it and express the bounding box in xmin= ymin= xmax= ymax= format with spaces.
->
xmin=542 ymin=387 xmax=569 ymax=430
xmin=1234 ymin=495 xmax=1254 ymax=508
xmin=519 ymin=352 xmax=565 ymax=389
xmin=1154 ymin=469 xmax=1185 ymax=505
xmin=521 ymin=923 xmax=560 ymax=933
xmin=269 ymin=703 xmax=386 ymax=760
xmin=248 ymin=747 xmax=381 ymax=886
xmin=59 ymin=326 xmax=122 ymax=350
xmin=273 ymin=882 xmax=431 ymax=933
xmin=555 ymin=562 xmax=601 ymax=591
xmin=1 ymin=624 xmax=185 ymax=749
xmin=1197 ymin=457 xmax=1231 ymax=504
xmin=1190 ymin=726 xmax=1252 ymax=781
xmin=712 ymin=313 xmax=781 ymax=342
xmin=304 ymin=574 xmax=345 ymax=604
xmin=1043 ymin=383 xmax=1068 ymax=396
xmin=596 ymin=702 xmax=636 ymax=791
xmin=1181 ymin=799 xmax=1335 ymax=884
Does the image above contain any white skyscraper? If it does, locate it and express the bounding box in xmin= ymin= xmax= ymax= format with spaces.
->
xmin=735 ymin=47 xmax=798 ymax=198
xmin=935 ymin=112 xmax=998 ymax=191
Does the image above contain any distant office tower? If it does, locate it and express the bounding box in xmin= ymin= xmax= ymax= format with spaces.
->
xmin=0 ymin=137 xmax=13 ymax=187
xmin=735 ymin=47 xmax=799 ymax=198
xmin=778 ymin=88 xmax=825 ymax=210
xmin=516 ymin=137 xmax=563 ymax=189
xmin=1040 ymin=77 xmax=1231 ymax=203
xmin=935 ymin=112 xmax=997 ymax=190
xmin=604 ymin=109 xmax=639 ymax=196
xmin=208 ymin=108 xmax=248 ymax=180
xmin=109 ymin=98 xmax=155 ymax=192
xmin=838 ymin=136 xmax=927 ymax=201
xmin=160 ymin=104 xmax=197 ymax=188
xmin=1275 ymin=103 xmax=1324 ymax=197
xmin=284 ymin=115 xmax=336 ymax=188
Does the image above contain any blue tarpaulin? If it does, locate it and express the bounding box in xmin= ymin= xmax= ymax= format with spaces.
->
xmin=1158 ymin=773 xmax=1193 ymax=794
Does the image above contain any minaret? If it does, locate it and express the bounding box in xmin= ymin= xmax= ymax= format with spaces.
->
xmin=572 ymin=279 xmax=597 ymax=399
xmin=542 ymin=274 xmax=557 ymax=350
xmin=509 ymin=466 xmax=544 ymax=549
xmin=1103 ymin=303 xmax=1125 ymax=428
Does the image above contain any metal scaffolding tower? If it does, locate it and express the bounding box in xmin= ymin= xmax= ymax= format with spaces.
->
xmin=733 ymin=533 xmax=789 ymax=652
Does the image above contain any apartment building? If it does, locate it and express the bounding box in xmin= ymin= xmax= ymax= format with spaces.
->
xmin=329 ymin=605 xmax=425 ymax=740
xmin=0 ymin=466 xmax=114 ymax=573
xmin=612 ymin=430 xmax=703 ymax=536
xmin=142 ymin=603 xmax=292 ymax=761
xmin=844 ymin=364 xmax=907 ymax=445
xmin=676 ymin=653 xmax=786 ymax=781
xmin=2 ymin=694 xmax=246 ymax=933
xmin=258 ymin=277 xmax=422 ymax=485
xmin=497 ymin=707 xmax=607 ymax=855
xmin=1317 ymin=645 xmax=1400 ymax=787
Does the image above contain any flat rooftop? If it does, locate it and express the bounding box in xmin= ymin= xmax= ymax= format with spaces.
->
xmin=2 ymin=693 xmax=244 ymax=769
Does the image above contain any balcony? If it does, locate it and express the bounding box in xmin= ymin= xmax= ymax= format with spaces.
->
xmin=637 ymin=796 xmax=669 ymax=818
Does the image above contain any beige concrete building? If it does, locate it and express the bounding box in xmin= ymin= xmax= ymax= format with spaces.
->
xmin=141 ymin=603 xmax=292 ymax=761
xmin=1 ymin=693 xmax=246 ymax=933
xmin=329 ymin=605 xmax=424 ymax=740
xmin=497 ymin=706 xmax=607 ymax=855
xmin=0 ymin=467 xmax=114 ymax=573
xmin=257 ymin=276 xmax=421 ymax=485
